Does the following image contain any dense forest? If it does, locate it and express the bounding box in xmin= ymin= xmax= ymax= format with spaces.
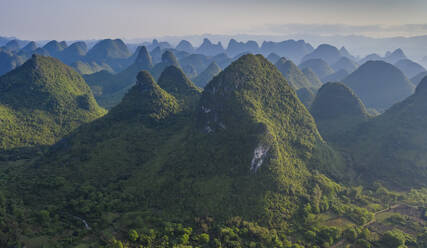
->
xmin=0 ymin=36 xmax=426 ymax=248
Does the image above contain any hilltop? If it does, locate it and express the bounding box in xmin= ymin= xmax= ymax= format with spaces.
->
xmin=193 ymin=62 xmax=221 ymax=88
xmin=332 ymin=57 xmax=358 ymax=73
xmin=301 ymin=44 xmax=342 ymax=65
xmin=84 ymin=46 xmax=153 ymax=108
xmin=343 ymin=60 xmax=414 ymax=111
xmin=275 ymin=57 xmax=320 ymax=90
xmin=310 ymin=82 xmax=370 ymax=142
xmin=299 ymin=58 xmax=334 ymax=80
xmin=0 ymin=55 xmax=106 ymax=152
xmin=13 ymin=55 xmax=343 ymax=237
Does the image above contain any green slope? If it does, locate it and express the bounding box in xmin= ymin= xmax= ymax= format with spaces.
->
xmin=299 ymin=58 xmax=335 ymax=80
xmin=19 ymin=54 xmax=343 ymax=221
xmin=310 ymin=82 xmax=370 ymax=143
xmin=84 ymin=46 xmax=153 ymax=108
xmin=151 ymin=50 xmax=180 ymax=79
xmin=157 ymin=65 xmax=201 ymax=108
xmin=0 ymin=55 xmax=106 ymax=151
xmin=193 ymin=62 xmax=221 ymax=88
xmin=296 ymin=87 xmax=315 ymax=108
xmin=342 ymin=77 xmax=427 ymax=187
xmin=302 ymin=67 xmax=323 ymax=87
xmin=7 ymin=55 xmax=410 ymax=248
xmin=275 ymin=57 xmax=319 ymax=90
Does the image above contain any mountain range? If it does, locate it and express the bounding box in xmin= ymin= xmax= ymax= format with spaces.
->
xmin=0 ymin=35 xmax=426 ymax=247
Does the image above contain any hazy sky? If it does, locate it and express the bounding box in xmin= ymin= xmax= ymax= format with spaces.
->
xmin=1 ymin=0 xmax=427 ymax=41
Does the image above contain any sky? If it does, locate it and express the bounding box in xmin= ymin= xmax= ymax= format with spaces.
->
xmin=1 ymin=0 xmax=427 ymax=41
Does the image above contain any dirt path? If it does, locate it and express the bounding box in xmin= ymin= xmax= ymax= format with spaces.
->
xmin=331 ymin=204 xmax=402 ymax=248
xmin=362 ymin=204 xmax=400 ymax=227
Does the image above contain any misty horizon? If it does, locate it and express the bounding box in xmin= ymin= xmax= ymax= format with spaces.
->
xmin=1 ymin=0 xmax=427 ymax=41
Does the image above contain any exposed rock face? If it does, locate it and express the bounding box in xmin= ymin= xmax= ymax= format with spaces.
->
xmin=250 ymin=144 xmax=270 ymax=172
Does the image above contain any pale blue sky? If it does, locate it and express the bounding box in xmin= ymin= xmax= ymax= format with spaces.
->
xmin=1 ymin=0 xmax=427 ymax=40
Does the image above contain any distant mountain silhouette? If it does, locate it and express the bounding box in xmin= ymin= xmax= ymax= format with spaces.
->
xmin=43 ymin=40 xmax=67 ymax=58
xmin=146 ymin=39 xmax=172 ymax=51
xmin=394 ymin=59 xmax=426 ymax=78
xmin=0 ymin=50 xmax=25 ymax=76
xmin=60 ymin=41 xmax=88 ymax=64
xmin=266 ymin=53 xmax=281 ymax=64
xmin=302 ymin=67 xmax=323 ymax=87
xmin=359 ymin=53 xmax=382 ymax=64
xmin=339 ymin=47 xmax=356 ymax=61
xmin=179 ymin=54 xmax=211 ymax=75
xmin=84 ymin=46 xmax=154 ymax=108
xmin=275 ymin=57 xmax=319 ymax=90
xmin=196 ymin=38 xmax=225 ymax=56
xmin=193 ymin=62 xmax=221 ymax=88
xmin=2 ymin=40 xmax=21 ymax=52
xmin=226 ymin=39 xmax=259 ymax=57
xmin=86 ymin=39 xmax=130 ymax=60
xmin=332 ymin=57 xmax=358 ymax=73
xmin=260 ymin=39 xmax=313 ymax=63
xmin=32 ymin=47 xmax=50 ymax=57
xmin=343 ymin=60 xmax=414 ymax=110
xmin=384 ymin=48 xmax=407 ymax=64
xmin=301 ymin=44 xmax=342 ymax=65
xmin=322 ymin=69 xmax=349 ymax=83
xmin=176 ymin=40 xmax=194 ymax=53
xmin=85 ymin=39 xmax=131 ymax=72
xmin=150 ymin=46 xmax=162 ymax=64
xmin=152 ymin=50 xmax=181 ymax=79
xmin=411 ymin=71 xmax=427 ymax=86
xmin=211 ymin=53 xmax=232 ymax=69
xmin=20 ymin=41 xmax=37 ymax=54
xmin=299 ymin=58 xmax=334 ymax=80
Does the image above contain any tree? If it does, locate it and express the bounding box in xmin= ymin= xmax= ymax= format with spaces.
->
xmin=355 ymin=239 xmax=371 ymax=248
xmin=180 ymin=233 xmax=190 ymax=245
xmin=129 ymin=229 xmax=139 ymax=242
xmin=198 ymin=233 xmax=210 ymax=244
xmin=38 ymin=210 xmax=50 ymax=226
xmin=343 ymin=228 xmax=357 ymax=242
xmin=417 ymin=231 xmax=427 ymax=248
xmin=109 ymin=239 xmax=125 ymax=248
xmin=380 ymin=230 xmax=406 ymax=248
